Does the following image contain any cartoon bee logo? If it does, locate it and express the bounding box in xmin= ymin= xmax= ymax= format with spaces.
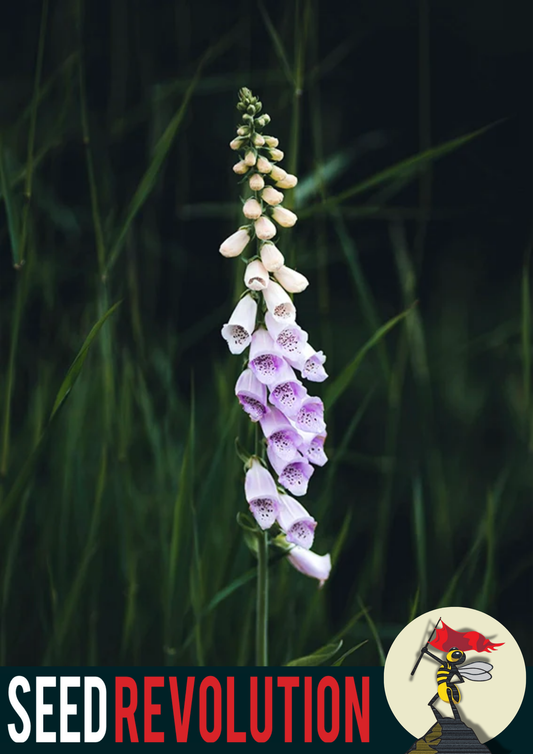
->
xmin=411 ymin=617 xmax=504 ymax=719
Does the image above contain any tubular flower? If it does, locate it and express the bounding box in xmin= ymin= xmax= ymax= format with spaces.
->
xmin=274 ymin=265 xmax=309 ymax=293
xmin=272 ymin=206 xmax=298 ymax=228
xmin=221 ymin=294 xmax=258 ymax=354
xmin=260 ymin=242 xmax=284 ymax=272
xmin=287 ymin=546 xmax=332 ymax=587
xmin=275 ymin=174 xmax=298 ymax=189
xmin=254 ymin=216 xmax=277 ymax=240
xmin=243 ymin=197 xmax=262 ymax=219
xmin=260 ymin=407 xmax=302 ymax=461
xmin=245 ymin=459 xmax=280 ymax=529
xmin=244 ymin=260 xmax=269 ymax=291
xmin=267 ymin=445 xmax=314 ymax=497
xmin=262 ymin=280 xmax=296 ymax=323
xmin=268 ymin=362 xmax=308 ymax=418
xmin=220 ymin=228 xmax=250 ymax=258
xmin=218 ymin=87 xmax=331 ymax=586
xmin=249 ymin=173 xmax=265 ymax=191
xmin=294 ymin=396 xmax=326 ymax=435
xmin=264 ymin=312 xmax=308 ymax=359
xmin=235 ymin=368 xmax=268 ymax=422
xmin=277 ymin=494 xmax=316 ymax=549
xmin=261 ymin=186 xmax=284 ymax=206
xmin=248 ymin=328 xmax=286 ymax=385
xmin=298 ymin=431 xmax=328 ymax=467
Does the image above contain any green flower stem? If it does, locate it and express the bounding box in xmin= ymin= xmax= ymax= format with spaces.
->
xmin=255 ymin=528 xmax=269 ymax=666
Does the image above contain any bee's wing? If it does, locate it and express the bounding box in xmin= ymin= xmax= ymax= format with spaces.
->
xmin=460 ymin=662 xmax=493 ymax=681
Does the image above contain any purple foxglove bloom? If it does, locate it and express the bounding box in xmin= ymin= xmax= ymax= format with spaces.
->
xmin=267 ymin=445 xmax=314 ymax=497
xmin=262 ymin=280 xmax=296 ymax=324
xmin=260 ymin=407 xmax=302 ymax=461
xmin=264 ymin=312 xmax=308 ymax=360
xmin=277 ymin=494 xmax=316 ymax=549
xmin=287 ymin=546 xmax=332 ymax=587
xmin=298 ymin=431 xmax=328 ymax=467
xmin=244 ymin=459 xmax=280 ymax=529
xmin=248 ymin=328 xmax=286 ymax=385
xmin=300 ymin=343 xmax=328 ymax=382
xmin=268 ymin=362 xmax=308 ymax=418
xmin=221 ymin=294 xmax=258 ymax=354
xmin=235 ymin=368 xmax=268 ymax=422
xmin=294 ymin=396 xmax=326 ymax=435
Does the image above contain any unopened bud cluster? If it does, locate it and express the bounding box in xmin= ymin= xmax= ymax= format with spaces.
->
xmin=219 ymin=88 xmax=331 ymax=587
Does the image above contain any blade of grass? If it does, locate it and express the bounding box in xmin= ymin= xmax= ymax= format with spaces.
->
xmin=325 ymin=306 xmax=414 ymax=409
xmin=300 ymin=121 xmax=502 ymax=217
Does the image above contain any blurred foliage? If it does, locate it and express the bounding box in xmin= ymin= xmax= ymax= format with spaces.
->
xmin=0 ymin=0 xmax=531 ymax=667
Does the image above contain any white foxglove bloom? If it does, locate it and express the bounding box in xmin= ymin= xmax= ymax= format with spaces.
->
xmin=260 ymin=242 xmax=284 ymax=272
xmin=245 ymin=459 xmax=280 ymax=529
xmin=268 ymin=362 xmax=308 ymax=418
xmin=221 ymin=294 xmax=257 ymax=354
xmin=244 ymin=151 xmax=256 ymax=166
xmin=277 ymin=494 xmax=316 ymax=549
xmin=233 ymin=160 xmax=249 ymax=175
xmin=272 ymin=206 xmax=298 ymax=228
xmin=249 ymin=173 xmax=265 ymax=191
xmin=263 ymin=280 xmax=296 ymax=322
xmin=253 ymin=133 xmax=265 ymax=147
xmin=274 ymin=264 xmax=309 ymax=293
xmin=270 ymin=165 xmax=287 ymax=182
xmin=243 ymin=198 xmax=262 ymax=219
xmin=254 ymin=216 xmax=277 ymax=240
xmin=267 ymin=446 xmax=314 ymax=497
xmin=244 ymin=259 xmax=269 ymax=291
xmin=294 ymin=396 xmax=326 ymax=434
xmin=261 ymin=187 xmax=284 ymax=206
xmin=260 ymin=407 xmax=302 ymax=461
xmin=287 ymin=546 xmax=331 ymax=587
xmin=300 ymin=343 xmax=328 ymax=381
xmin=269 ymin=148 xmax=284 ymax=162
xmin=275 ymin=174 xmax=298 ymax=189
xmin=219 ymin=228 xmax=250 ymax=258
xmin=264 ymin=136 xmax=279 ymax=148
xmin=265 ymin=312 xmax=308 ymax=359
xmin=298 ymin=431 xmax=328 ymax=467
xmin=235 ymin=369 xmax=268 ymax=422
xmin=256 ymin=156 xmax=273 ymax=174
xmin=248 ymin=328 xmax=286 ymax=385
xmin=230 ymin=137 xmax=244 ymax=150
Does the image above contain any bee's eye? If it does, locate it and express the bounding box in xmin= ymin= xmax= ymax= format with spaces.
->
xmin=453 ymin=651 xmax=461 ymax=659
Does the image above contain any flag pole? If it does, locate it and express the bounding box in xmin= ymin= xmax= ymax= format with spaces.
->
xmin=411 ymin=616 xmax=441 ymax=676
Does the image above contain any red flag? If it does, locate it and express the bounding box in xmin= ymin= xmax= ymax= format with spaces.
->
xmin=429 ymin=620 xmax=505 ymax=653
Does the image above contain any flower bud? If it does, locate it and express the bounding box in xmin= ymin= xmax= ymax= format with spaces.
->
xmin=230 ymin=137 xmax=244 ymax=150
xmin=260 ymin=242 xmax=284 ymax=272
xmin=270 ymin=165 xmax=287 ymax=182
xmin=274 ymin=264 xmax=309 ymax=293
xmin=269 ymin=148 xmax=284 ymax=162
xmin=233 ymin=160 xmax=249 ymax=175
xmin=272 ymin=206 xmax=298 ymax=228
xmin=243 ymin=197 xmax=262 ymax=220
xmin=219 ymin=228 xmax=250 ymax=258
xmin=249 ymin=173 xmax=265 ymax=191
xmin=237 ymin=126 xmax=249 ymax=136
xmin=256 ymin=156 xmax=273 ymax=174
xmin=261 ymin=186 xmax=284 ymax=206
xmin=276 ymin=173 xmax=298 ymax=189
xmin=264 ymin=136 xmax=279 ymax=148
xmin=244 ymin=259 xmax=270 ymax=291
xmin=253 ymin=133 xmax=265 ymax=147
xmin=254 ymin=216 xmax=277 ymax=240
xmin=242 ymin=113 xmax=253 ymax=123
xmin=287 ymin=546 xmax=331 ymax=587
xmin=244 ymin=150 xmax=256 ymax=166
